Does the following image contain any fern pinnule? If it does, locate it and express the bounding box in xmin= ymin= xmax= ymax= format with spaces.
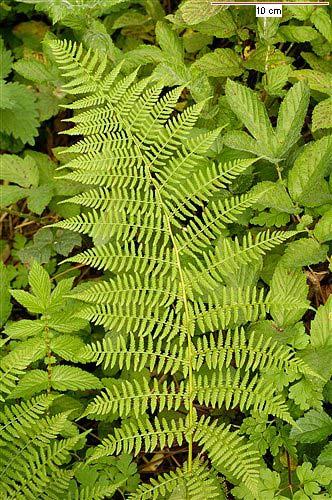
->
xmin=83 ymin=378 xmax=187 ymax=419
xmin=88 ymin=416 xmax=188 ymax=461
xmin=129 ymin=459 xmax=225 ymax=499
xmin=81 ymin=333 xmax=188 ymax=374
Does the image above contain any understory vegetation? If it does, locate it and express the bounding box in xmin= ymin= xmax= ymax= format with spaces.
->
xmin=0 ymin=0 xmax=332 ymax=498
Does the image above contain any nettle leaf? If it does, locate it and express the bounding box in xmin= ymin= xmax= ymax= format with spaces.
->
xmin=310 ymin=8 xmax=332 ymax=43
xmin=312 ymin=97 xmax=332 ymax=132
xmin=310 ymin=296 xmax=332 ymax=348
xmin=257 ymin=18 xmax=279 ymax=42
xmin=9 ymin=369 xmax=49 ymax=399
xmin=13 ymin=58 xmax=59 ymax=84
xmin=318 ymin=443 xmax=332 ymax=467
xmin=251 ymin=180 xmax=296 ymax=214
xmin=50 ymin=366 xmax=102 ymax=391
xmin=313 ymin=208 xmax=332 ymax=243
xmin=301 ymin=51 xmax=332 ymax=73
xmin=279 ymin=238 xmax=328 ymax=268
xmin=178 ymin=0 xmax=222 ymax=25
xmin=50 ymin=335 xmax=87 ymax=362
xmin=262 ymin=65 xmax=291 ymax=97
xmin=291 ymin=409 xmax=332 ymax=443
xmin=27 ymin=185 xmax=54 ymax=214
xmin=194 ymin=11 xmax=236 ymax=38
xmin=0 ymin=154 xmax=39 ymax=188
xmin=155 ymin=20 xmax=183 ymax=61
xmin=10 ymin=289 xmax=44 ymax=314
xmin=0 ymin=39 xmax=13 ymax=79
xmin=288 ymin=135 xmax=332 ymax=207
xmin=224 ymin=80 xmax=308 ymax=162
xmin=278 ymin=25 xmax=319 ymax=43
xmin=291 ymin=69 xmax=332 ymax=95
xmin=194 ymin=49 xmax=243 ymax=78
xmin=0 ymin=82 xmax=39 ymax=145
xmin=268 ymin=266 xmax=309 ymax=327
xmin=4 ymin=319 xmax=45 ymax=340
xmin=224 ymin=79 xmax=277 ymax=159
xmin=29 ymin=261 xmax=51 ymax=307
xmin=275 ymin=81 xmax=309 ymax=157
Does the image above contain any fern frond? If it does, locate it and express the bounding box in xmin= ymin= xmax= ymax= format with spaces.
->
xmin=193 ymin=370 xmax=293 ymax=423
xmin=65 ymin=186 xmax=155 ymax=214
xmin=81 ymin=333 xmax=188 ymax=375
xmin=83 ymin=378 xmax=187 ymax=419
xmin=0 ymin=394 xmax=55 ymax=441
xmin=62 ymin=240 xmax=176 ymax=276
xmin=47 ymin=39 xmax=109 ymax=95
xmin=195 ymin=418 xmax=260 ymax=494
xmin=166 ymin=158 xmax=257 ymax=223
xmin=69 ymin=482 xmax=124 ymax=500
xmin=188 ymin=230 xmax=298 ymax=293
xmin=193 ymin=327 xmax=310 ymax=375
xmin=133 ymin=86 xmax=184 ymax=144
xmin=72 ymin=273 xmax=178 ymax=308
xmin=77 ymin=303 xmax=182 ymax=339
xmin=129 ymin=459 xmax=224 ymax=499
xmin=177 ymin=192 xmax=261 ymax=256
xmin=0 ymin=412 xmax=71 ymax=480
xmin=0 ymin=437 xmax=78 ymax=499
xmin=193 ymin=286 xmax=267 ymax=331
xmin=0 ymin=349 xmax=36 ymax=401
xmin=89 ymin=416 xmax=188 ymax=460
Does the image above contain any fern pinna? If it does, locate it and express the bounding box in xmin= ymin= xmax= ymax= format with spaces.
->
xmin=45 ymin=39 xmax=311 ymax=497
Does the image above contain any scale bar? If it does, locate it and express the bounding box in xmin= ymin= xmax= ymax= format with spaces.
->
xmin=211 ymin=1 xmax=329 ymax=4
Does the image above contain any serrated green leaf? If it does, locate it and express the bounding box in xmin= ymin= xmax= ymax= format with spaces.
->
xmin=276 ymin=81 xmax=310 ymax=157
xmin=0 ymin=82 xmax=39 ymax=145
xmin=50 ymin=366 xmax=102 ymax=391
xmin=279 ymin=238 xmax=328 ymax=268
xmin=194 ymin=49 xmax=243 ymax=77
xmin=9 ymin=369 xmax=48 ymax=399
xmin=10 ymin=290 xmax=43 ymax=314
xmin=291 ymin=409 xmax=332 ymax=443
xmin=179 ymin=0 xmax=222 ymax=25
xmin=318 ymin=443 xmax=332 ymax=467
xmin=312 ymin=97 xmax=332 ymax=132
xmin=195 ymin=11 xmax=236 ymax=38
xmin=0 ymin=39 xmax=13 ymax=79
xmin=0 ymin=154 xmax=39 ymax=188
xmin=13 ymin=58 xmax=58 ymax=83
xmin=262 ymin=65 xmax=291 ymax=96
xmin=225 ymin=79 xmax=277 ymax=158
xmin=268 ymin=266 xmax=309 ymax=327
xmin=310 ymin=296 xmax=332 ymax=348
xmin=0 ymin=261 xmax=12 ymax=327
xmin=291 ymin=69 xmax=332 ymax=95
xmin=4 ymin=319 xmax=44 ymax=339
xmin=29 ymin=261 xmax=51 ymax=308
xmin=313 ymin=208 xmax=332 ymax=243
xmin=51 ymin=335 xmax=86 ymax=362
xmin=0 ymin=185 xmax=28 ymax=208
xmin=279 ymin=26 xmax=319 ymax=43
xmin=27 ymin=184 xmax=54 ymax=214
xmin=156 ymin=20 xmax=183 ymax=62
xmin=288 ymin=135 xmax=332 ymax=207
xmin=252 ymin=180 xmax=296 ymax=213
xmin=311 ymin=8 xmax=332 ymax=43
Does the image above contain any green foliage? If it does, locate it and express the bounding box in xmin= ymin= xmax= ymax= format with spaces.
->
xmin=1 ymin=1 xmax=332 ymax=498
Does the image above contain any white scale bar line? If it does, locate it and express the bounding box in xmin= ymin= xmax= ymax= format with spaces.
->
xmin=211 ymin=1 xmax=330 ymax=4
